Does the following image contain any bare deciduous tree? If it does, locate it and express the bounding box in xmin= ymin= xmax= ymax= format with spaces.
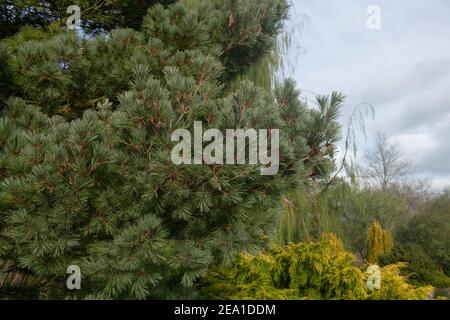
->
xmin=363 ymin=133 xmax=413 ymax=191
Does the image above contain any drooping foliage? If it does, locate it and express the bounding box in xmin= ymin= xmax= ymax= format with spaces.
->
xmin=276 ymin=180 xmax=406 ymax=258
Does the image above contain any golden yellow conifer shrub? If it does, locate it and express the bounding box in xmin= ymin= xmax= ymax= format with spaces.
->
xmin=199 ymin=235 xmax=433 ymax=300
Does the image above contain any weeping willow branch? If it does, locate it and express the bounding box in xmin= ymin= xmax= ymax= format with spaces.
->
xmin=323 ymin=102 xmax=374 ymax=192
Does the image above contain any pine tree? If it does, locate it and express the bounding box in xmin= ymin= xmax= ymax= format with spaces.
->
xmin=0 ymin=1 xmax=343 ymax=299
xmin=0 ymin=0 xmax=177 ymax=39
xmin=0 ymin=0 xmax=288 ymax=116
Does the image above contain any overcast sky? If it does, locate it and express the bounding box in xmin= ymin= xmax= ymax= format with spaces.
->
xmin=287 ymin=0 xmax=450 ymax=189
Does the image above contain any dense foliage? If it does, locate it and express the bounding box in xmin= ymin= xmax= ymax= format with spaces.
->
xmin=199 ymin=235 xmax=433 ymax=300
xmin=0 ymin=0 xmax=176 ymax=38
xmin=0 ymin=0 xmax=346 ymax=299
xmin=276 ymin=177 xmax=449 ymax=294
xmin=277 ymin=181 xmax=407 ymax=259
xmin=0 ymin=0 xmax=447 ymax=301
xmin=0 ymin=0 xmax=289 ymax=116
xmin=381 ymin=191 xmax=450 ymax=288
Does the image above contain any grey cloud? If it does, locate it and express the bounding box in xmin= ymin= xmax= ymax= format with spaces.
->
xmin=290 ymin=0 xmax=450 ymax=187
